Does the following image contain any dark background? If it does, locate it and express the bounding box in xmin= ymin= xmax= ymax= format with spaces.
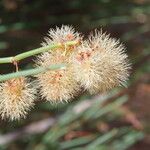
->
xmin=0 ymin=0 xmax=149 ymax=150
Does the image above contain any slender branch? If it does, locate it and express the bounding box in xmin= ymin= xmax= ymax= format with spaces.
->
xmin=0 ymin=40 xmax=78 ymax=64
xmin=0 ymin=64 xmax=66 ymax=82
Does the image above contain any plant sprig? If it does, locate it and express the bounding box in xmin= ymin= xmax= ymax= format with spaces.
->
xmin=0 ymin=40 xmax=78 ymax=82
xmin=0 ymin=40 xmax=78 ymax=64
xmin=0 ymin=64 xmax=66 ymax=82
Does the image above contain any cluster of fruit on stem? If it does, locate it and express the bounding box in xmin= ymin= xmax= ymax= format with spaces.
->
xmin=0 ymin=25 xmax=130 ymax=121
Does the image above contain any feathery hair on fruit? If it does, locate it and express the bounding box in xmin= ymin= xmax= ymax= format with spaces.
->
xmin=0 ymin=78 xmax=35 ymax=121
xmin=35 ymin=52 xmax=80 ymax=103
xmin=42 ymin=25 xmax=82 ymax=46
xmin=72 ymin=30 xmax=130 ymax=94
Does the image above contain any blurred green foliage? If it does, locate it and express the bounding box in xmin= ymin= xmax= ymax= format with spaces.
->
xmin=0 ymin=0 xmax=149 ymax=150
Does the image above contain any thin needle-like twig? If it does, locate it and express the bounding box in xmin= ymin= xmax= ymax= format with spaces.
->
xmin=0 ymin=40 xmax=78 ymax=64
xmin=0 ymin=64 xmax=66 ymax=82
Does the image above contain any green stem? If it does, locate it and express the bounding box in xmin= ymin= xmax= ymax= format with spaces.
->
xmin=0 ymin=64 xmax=66 ymax=82
xmin=0 ymin=40 xmax=78 ymax=64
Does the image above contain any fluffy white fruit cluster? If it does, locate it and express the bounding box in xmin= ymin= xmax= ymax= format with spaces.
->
xmin=0 ymin=78 xmax=35 ymax=121
xmin=36 ymin=26 xmax=130 ymax=102
xmin=0 ymin=25 xmax=130 ymax=121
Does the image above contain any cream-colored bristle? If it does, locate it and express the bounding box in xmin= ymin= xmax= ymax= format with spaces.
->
xmin=42 ymin=25 xmax=82 ymax=46
xmin=35 ymin=52 xmax=80 ymax=103
xmin=0 ymin=78 xmax=36 ymax=121
xmin=72 ymin=30 xmax=130 ymax=94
